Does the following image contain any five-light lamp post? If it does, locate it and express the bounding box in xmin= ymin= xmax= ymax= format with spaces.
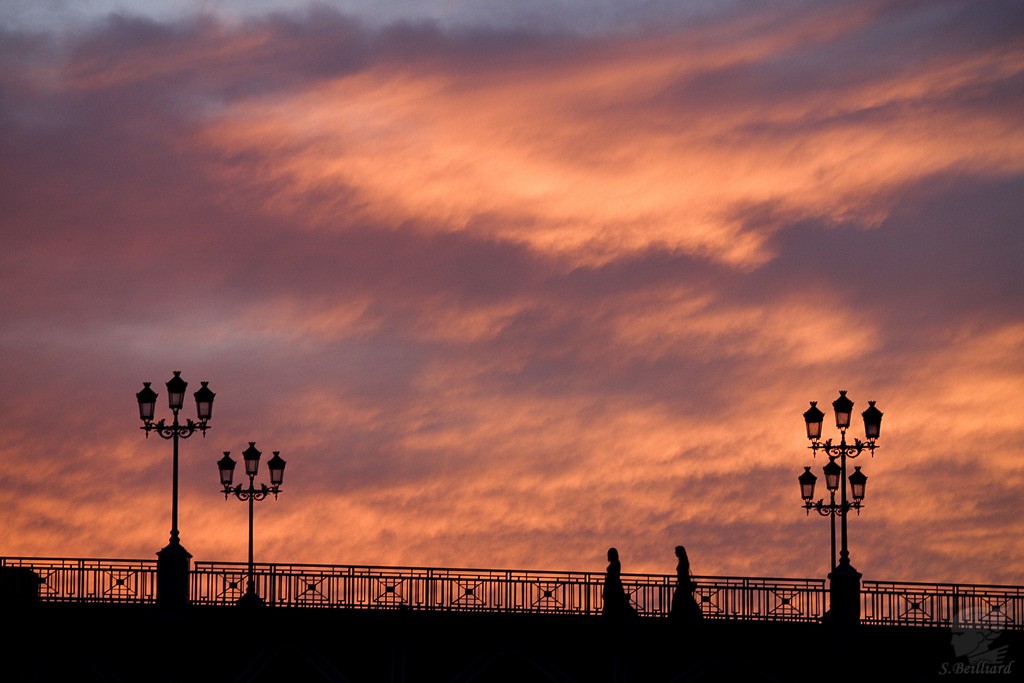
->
xmin=135 ymin=371 xmax=216 ymax=609
xmin=218 ymin=442 xmax=286 ymax=607
xmin=798 ymin=390 xmax=882 ymax=627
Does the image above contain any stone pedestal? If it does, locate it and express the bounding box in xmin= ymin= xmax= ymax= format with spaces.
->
xmin=828 ymin=560 xmax=862 ymax=628
xmin=156 ymin=541 xmax=192 ymax=610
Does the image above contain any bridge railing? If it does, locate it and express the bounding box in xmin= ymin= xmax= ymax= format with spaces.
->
xmin=861 ymin=579 xmax=1024 ymax=630
xmin=191 ymin=560 xmax=827 ymax=623
xmin=0 ymin=557 xmax=155 ymax=605
xmin=3 ymin=556 xmax=1021 ymax=630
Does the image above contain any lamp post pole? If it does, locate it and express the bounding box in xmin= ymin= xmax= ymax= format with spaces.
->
xmin=135 ymin=371 xmax=215 ymax=609
xmin=218 ymin=442 xmax=286 ymax=607
xmin=799 ymin=463 xmax=839 ymax=572
xmin=798 ymin=390 xmax=882 ymax=627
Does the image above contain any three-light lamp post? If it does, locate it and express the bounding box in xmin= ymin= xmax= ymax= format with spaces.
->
xmin=218 ymin=442 xmax=286 ymax=607
xmin=798 ymin=390 xmax=882 ymax=627
xmin=135 ymin=371 xmax=216 ymax=609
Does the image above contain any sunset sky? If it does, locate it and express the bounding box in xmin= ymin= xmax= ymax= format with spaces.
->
xmin=2 ymin=0 xmax=1022 ymax=587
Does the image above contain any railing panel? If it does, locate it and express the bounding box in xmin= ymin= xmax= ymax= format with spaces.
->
xmin=681 ymin=576 xmax=826 ymax=623
xmin=862 ymin=580 xmax=1024 ymax=630
xmin=0 ymin=557 xmax=156 ymax=605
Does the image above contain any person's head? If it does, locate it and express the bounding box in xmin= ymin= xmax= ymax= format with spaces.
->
xmin=607 ymin=547 xmax=618 ymax=561
xmin=675 ymin=545 xmax=687 ymax=560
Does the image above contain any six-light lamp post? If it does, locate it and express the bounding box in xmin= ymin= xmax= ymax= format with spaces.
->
xmin=798 ymin=390 xmax=882 ymax=627
xmin=136 ymin=371 xmax=215 ymax=609
xmin=218 ymin=442 xmax=286 ymax=607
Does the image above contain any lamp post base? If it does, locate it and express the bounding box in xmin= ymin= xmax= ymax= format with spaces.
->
xmin=827 ymin=561 xmax=862 ymax=629
xmin=237 ymin=590 xmax=266 ymax=608
xmin=156 ymin=540 xmax=192 ymax=610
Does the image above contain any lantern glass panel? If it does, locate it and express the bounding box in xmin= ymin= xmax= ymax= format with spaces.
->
xmin=242 ymin=442 xmax=261 ymax=477
xmin=799 ymin=467 xmax=817 ymax=501
xmin=218 ymin=453 xmax=236 ymax=487
xmin=803 ymin=402 xmax=824 ymax=441
xmin=268 ymin=452 xmax=286 ymax=487
xmin=832 ymin=391 xmax=853 ymax=429
xmin=166 ymin=371 xmax=187 ymax=411
xmin=194 ymin=382 xmax=215 ymax=421
xmin=862 ymin=401 xmax=882 ymax=440
xmin=136 ymin=382 xmax=157 ymax=421
xmin=850 ymin=466 xmax=867 ymax=501
xmin=823 ymin=460 xmax=841 ymax=492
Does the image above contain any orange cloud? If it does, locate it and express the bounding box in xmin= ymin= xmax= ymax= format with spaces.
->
xmin=193 ymin=19 xmax=1024 ymax=271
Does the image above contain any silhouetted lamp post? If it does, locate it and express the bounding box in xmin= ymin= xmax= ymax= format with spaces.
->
xmin=136 ymin=371 xmax=215 ymax=609
xmin=218 ymin=442 xmax=286 ymax=607
xmin=799 ymin=390 xmax=882 ymax=627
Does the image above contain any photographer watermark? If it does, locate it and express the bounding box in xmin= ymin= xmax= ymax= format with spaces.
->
xmin=939 ymin=605 xmax=1016 ymax=675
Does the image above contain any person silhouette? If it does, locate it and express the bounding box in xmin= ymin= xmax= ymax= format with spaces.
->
xmin=669 ymin=545 xmax=702 ymax=625
xmin=602 ymin=547 xmax=637 ymax=620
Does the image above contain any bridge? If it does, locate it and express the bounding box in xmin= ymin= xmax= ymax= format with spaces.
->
xmin=3 ymin=556 xmax=1021 ymax=681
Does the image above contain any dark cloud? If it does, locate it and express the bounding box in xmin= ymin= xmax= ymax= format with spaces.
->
xmin=761 ymin=171 xmax=1024 ymax=335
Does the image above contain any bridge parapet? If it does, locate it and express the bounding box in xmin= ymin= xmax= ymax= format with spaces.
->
xmin=2 ymin=556 xmax=1020 ymax=630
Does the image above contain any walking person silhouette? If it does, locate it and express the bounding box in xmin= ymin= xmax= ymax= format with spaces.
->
xmin=602 ymin=547 xmax=638 ymax=620
xmin=670 ymin=545 xmax=703 ymax=625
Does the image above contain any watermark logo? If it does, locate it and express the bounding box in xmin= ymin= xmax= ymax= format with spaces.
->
xmin=939 ymin=605 xmax=1016 ymax=675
